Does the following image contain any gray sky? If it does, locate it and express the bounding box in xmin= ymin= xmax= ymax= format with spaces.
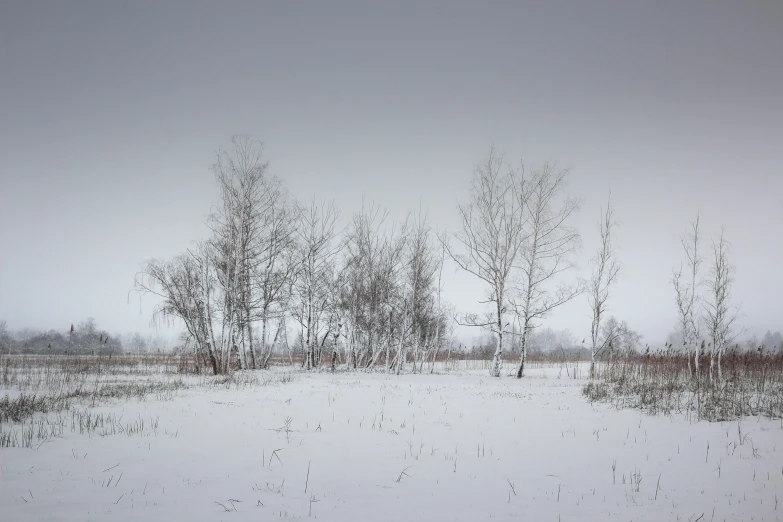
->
xmin=1 ymin=1 xmax=781 ymax=344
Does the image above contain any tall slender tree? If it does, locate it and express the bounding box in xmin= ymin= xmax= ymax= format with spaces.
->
xmin=672 ymin=215 xmax=702 ymax=376
xmin=704 ymin=229 xmax=742 ymax=382
xmin=586 ymin=194 xmax=620 ymax=378
xmin=511 ymin=164 xmax=582 ymax=378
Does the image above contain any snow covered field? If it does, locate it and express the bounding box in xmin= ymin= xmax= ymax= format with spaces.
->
xmin=2 ymin=364 xmax=782 ymax=521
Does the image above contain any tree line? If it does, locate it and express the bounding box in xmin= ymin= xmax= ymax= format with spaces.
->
xmin=134 ymin=138 xmax=590 ymax=377
xmin=131 ymin=136 xmax=776 ymax=378
xmin=0 ymin=318 xmax=125 ymax=355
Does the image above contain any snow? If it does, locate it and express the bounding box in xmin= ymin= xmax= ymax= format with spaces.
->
xmin=2 ymin=364 xmax=782 ymax=521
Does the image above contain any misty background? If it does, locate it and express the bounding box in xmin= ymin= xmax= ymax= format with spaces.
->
xmin=1 ymin=1 xmax=781 ymax=349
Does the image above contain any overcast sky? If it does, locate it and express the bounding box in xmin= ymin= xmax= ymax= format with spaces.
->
xmin=1 ymin=1 xmax=781 ymax=345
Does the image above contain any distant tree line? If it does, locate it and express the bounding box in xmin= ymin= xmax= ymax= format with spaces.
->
xmin=0 ymin=319 xmax=173 ymax=355
xmin=0 ymin=318 xmax=120 ymax=355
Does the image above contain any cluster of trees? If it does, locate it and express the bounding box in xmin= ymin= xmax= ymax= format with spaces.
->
xmin=442 ymin=149 xmax=637 ymax=378
xmin=136 ymin=137 xmax=450 ymax=375
xmin=753 ymin=330 xmax=783 ymax=351
xmin=138 ymin=139 xmax=634 ymax=377
xmin=0 ymin=318 xmax=124 ymax=355
xmin=119 ymin=331 xmax=172 ymax=355
xmin=671 ymin=216 xmax=780 ymax=383
xmin=132 ymin=136 xmax=776 ymax=378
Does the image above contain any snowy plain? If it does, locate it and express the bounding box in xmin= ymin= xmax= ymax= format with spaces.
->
xmin=2 ymin=363 xmax=782 ymax=522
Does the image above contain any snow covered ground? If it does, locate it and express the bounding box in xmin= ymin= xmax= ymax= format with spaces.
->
xmin=2 ymin=364 xmax=781 ymax=521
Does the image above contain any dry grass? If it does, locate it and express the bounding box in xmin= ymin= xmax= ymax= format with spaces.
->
xmin=584 ymin=351 xmax=783 ymax=421
xmin=0 ymin=353 xmax=291 ymax=448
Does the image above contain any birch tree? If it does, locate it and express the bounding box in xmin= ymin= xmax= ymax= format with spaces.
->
xmin=672 ymin=215 xmax=702 ymax=375
xmin=395 ymin=208 xmax=443 ymax=374
xmin=703 ymin=229 xmax=742 ymax=383
xmin=339 ymin=202 xmax=407 ymax=370
xmin=444 ymin=149 xmax=529 ymax=377
xmin=252 ymin=194 xmax=299 ymax=369
xmin=291 ymin=199 xmax=340 ymax=370
xmin=208 ymin=225 xmax=243 ymax=373
xmin=208 ymin=135 xmax=305 ymax=370
xmin=426 ymin=241 xmax=451 ymax=373
xmin=137 ymin=136 xmax=292 ymax=374
xmin=511 ymin=164 xmax=582 ymax=378
xmin=136 ymin=243 xmax=224 ymax=374
xmin=587 ymin=194 xmax=620 ymax=378
xmin=209 ymin=135 xmax=270 ymax=369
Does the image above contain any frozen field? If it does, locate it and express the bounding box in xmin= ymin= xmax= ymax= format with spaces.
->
xmin=2 ymin=364 xmax=782 ymax=522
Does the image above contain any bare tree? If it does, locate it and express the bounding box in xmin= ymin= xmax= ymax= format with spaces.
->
xmin=395 ymin=207 xmax=443 ymax=374
xmin=136 ymin=136 xmax=300 ymax=373
xmin=208 ymin=135 xmax=271 ymax=370
xmin=672 ymin=215 xmax=703 ymax=376
xmin=426 ymin=240 xmax=451 ymax=373
xmin=291 ymin=199 xmax=341 ymax=370
xmin=136 ymin=244 xmax=224 ymax=374
xmin=510 ymin=163 xmax=582 ymax=378
xmin=329 ymin=309 xmax=344 ymax=372
xmin=339 ymin=201 xmax=407 ymax=370
xmin=135 ymin=137 xmax=272 ymax=374
xmin=0 ymin=320 xmax=11 ymax=354
xmin=586 ymin=194 xmax=620 ymax=378
xmin=703 ymin=229 xmax=742 ymax=382
xmin=600 ymin=316 xmax=642 ymax=358
xmin=252 ymin=193 xmax=299 ymax=369
xmin=444 ymin=149 xmax=529 ymax=377
xmin=206 ymin=135 xmax=307 ymax=371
